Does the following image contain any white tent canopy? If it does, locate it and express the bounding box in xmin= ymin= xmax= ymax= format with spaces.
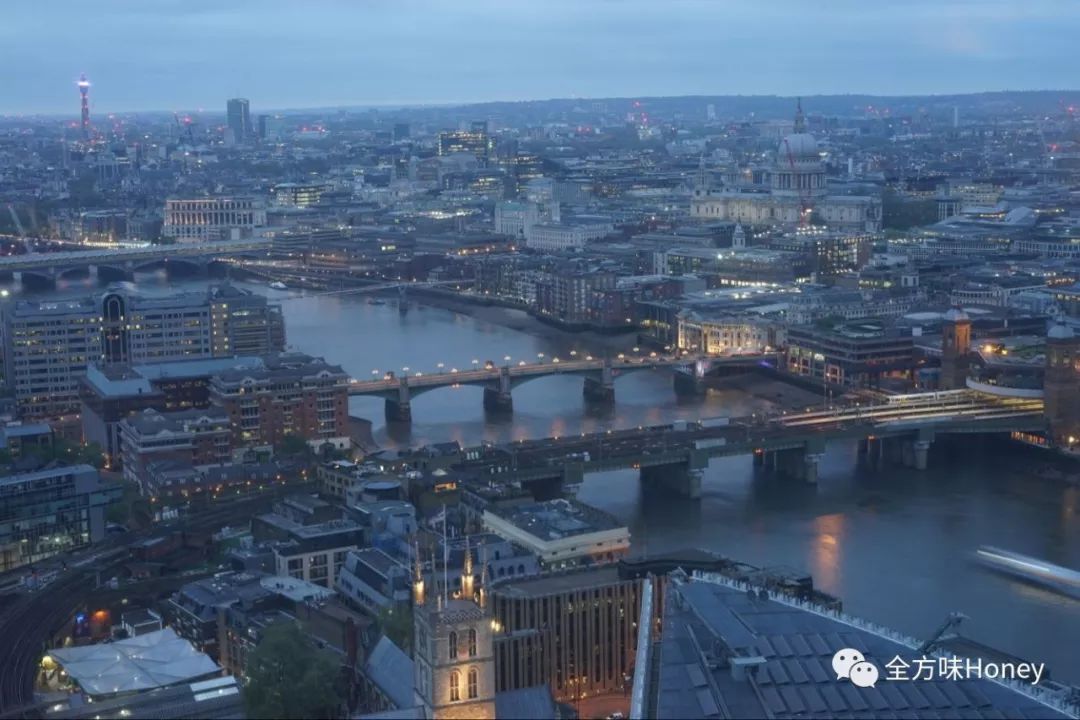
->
xmin=50 ymin=627 xmax=221 ymax=697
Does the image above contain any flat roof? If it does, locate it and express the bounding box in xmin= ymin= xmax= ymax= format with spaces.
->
xmin=488 ymin=498 xmax=625 ymax=542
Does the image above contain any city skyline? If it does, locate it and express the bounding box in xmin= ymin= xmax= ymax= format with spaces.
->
xmin=3 ymin=0 xmax=1080 ymax=115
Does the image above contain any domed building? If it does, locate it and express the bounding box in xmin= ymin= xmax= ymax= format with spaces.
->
xmin=691 ymin=100 xmax=881 ymax=231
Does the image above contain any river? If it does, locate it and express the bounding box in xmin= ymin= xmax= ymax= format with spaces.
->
xmin=11 ymin=272 xmax=1080 ymax=682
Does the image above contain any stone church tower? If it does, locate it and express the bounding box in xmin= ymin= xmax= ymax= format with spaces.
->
xmin=940 ymin=307 xmax=972 ymax=390
xmin=412 ymin=551 xmax=496 ymax=720
xmin=1044 ymin=322 xmax=1080 ymax=448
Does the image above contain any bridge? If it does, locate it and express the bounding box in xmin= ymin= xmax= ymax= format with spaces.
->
xmin=0 ymin=238 xmax=270 ymax=283
xmin=432 ymin=389 xmax=1045 ymax=498
xmin=348 ymin=354 xmax=773 ymax=421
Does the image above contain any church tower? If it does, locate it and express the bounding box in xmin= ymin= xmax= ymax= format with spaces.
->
xmin=732 ymin=223 xmax=746 ymax=251
xmin=940 ymin=307 xmax=971 ymax=390
xmin=692 ymin=154 xmax=710 ymax=198
xmin=1044 ymin=322 xmax=1080 ymax=448
xmin=413 ymin=562 xmax=496 ymax=719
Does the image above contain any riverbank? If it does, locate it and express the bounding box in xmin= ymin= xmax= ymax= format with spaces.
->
xmin=403 ymin=293 xmax=644 ymax=355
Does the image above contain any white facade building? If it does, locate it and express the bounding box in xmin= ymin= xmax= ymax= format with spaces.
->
xmin=163 ymin=196 xmax=267 ymax=242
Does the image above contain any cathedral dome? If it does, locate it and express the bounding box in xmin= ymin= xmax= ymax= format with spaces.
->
xmin=778 ymin=132 xmax=819 ymax=161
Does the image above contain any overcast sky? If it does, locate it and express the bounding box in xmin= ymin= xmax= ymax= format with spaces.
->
xmin=3 ymin=0 xmax=1078 ymax=115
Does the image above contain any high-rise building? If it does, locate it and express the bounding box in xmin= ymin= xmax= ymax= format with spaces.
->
xmin=393 ymin=122 xmax=411 ymax=142
xmin=226 ymin=98 xmax=251 ymax=143
xmin=438 ymin=130 xmax=491 ymax=160
xmin=77 ymin=74 xmax=91 ymax=139
xmin=3 ymin=286 xmax=284 ymax=420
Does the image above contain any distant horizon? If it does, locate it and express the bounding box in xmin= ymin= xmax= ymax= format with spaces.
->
xmin=4 ymin=0 xmax=1079 ymax=116
xmin=5 ymin=88 xmax=1080 ymax=121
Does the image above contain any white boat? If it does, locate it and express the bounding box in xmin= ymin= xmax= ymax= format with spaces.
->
xmin=975 ymin=546 xmax=1080 ymax=598
xmin=269 ymin=281 xmax=287 ymax=290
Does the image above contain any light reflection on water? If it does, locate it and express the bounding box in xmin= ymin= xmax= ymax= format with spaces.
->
xmin=4 ymin=273 xmax=1078 ymax=682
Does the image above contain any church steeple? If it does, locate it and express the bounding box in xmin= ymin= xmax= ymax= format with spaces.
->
xmin=732 ymin=223 xmax=746 ymax=251
xmin=461 ymin=536 xmax=474 ymax=600
xmin=794 ymin=97 xmax=806 ymax=133
xmin=413 ymin=542 xmax=426 ymax=607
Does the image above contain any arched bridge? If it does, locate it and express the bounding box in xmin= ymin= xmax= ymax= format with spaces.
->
xmin=349 ymin=354 xmax=776 ymax=421
xmin=0 ymin=239 xmax=270 ymax=283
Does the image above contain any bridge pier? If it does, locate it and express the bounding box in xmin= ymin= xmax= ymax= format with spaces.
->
xmin=762 ymin=442 xmax=822 ymax=484
xmin=913 ymin=440 xmax=931 ymax=471
xmin=483 ymin=387 xmax=513 ymax=413
xmin=384 ymin=380 xmax=412 ymax=423
xmin=640 ymin=463 xmax=702 ymax=500
xmin=583 ymin=376 xmax=615 ymax=404
xmin=484 ymin=367 xmax=514 ymax=413
xmin=673 ymin=369 xmax=706 ymax=397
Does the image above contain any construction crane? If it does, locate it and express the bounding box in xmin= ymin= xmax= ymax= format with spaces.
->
xmin=173 ymin=112 xmax=195 ymax=145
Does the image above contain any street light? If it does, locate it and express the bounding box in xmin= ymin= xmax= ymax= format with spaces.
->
xmin=437 ymin=362 xmax=445 ymax=372
xmin=538 ymin=353 xmax=545 ymax=362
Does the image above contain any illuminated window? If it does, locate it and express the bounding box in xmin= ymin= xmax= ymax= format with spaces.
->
xmin=467 ymin=668 xmax=478 ymax=699
xmin=449 ymin=670 xmax=460 ymax=702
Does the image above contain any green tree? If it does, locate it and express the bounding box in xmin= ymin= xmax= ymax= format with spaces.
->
xmin=243 ymin=622 xmax=344 ymax=720
xmin=277 ymin=433 xmax=312 ymax=459
xmin=376 ymin=605 xmax=414 ymax=653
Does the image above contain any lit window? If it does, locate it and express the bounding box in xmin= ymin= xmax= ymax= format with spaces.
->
xmin=467 ymin=668 xmax=478 ymax=699
xmin=449 ymin=670 xmax=460 ymax=702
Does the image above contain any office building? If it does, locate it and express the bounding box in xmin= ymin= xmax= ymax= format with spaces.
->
xmin=272 ymin=182 xmax=328 ymax=208
xmin=482 ymin=499 xmax=630 ymax=570
xmin=162 ymin=196 xmax=266 ymax=242
xmin=1 ymin=297 xmax=102 ymax=419
xmin=786 ymin=319 xmax=915 ymax=388
xmin=769 ymin=228 xmax=874 ymax=276
xmin=524 ymin=221 xmax=612 ymax=252
xmin=226 ymin=98 xmax=251 ymax=143
xmin=490 ymin=566 xmax=643 ymax=703
xmin=0 ymin=465 xmax=121 ymax=572
xmin=209 ymin=352 xmax=350 ymax=449
xmin=3 ymin=285 xmax=283 ymax=421
xmin=438 ymin=129 xmax=491 ymax=160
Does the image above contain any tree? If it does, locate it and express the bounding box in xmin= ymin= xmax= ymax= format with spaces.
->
xmin=377 ymin=605 xmax=413 ymax=653
xmin=244 ymin=622 xmax=344 ymax=720
xmin=277 ymin=433 xmax=312 ymax=459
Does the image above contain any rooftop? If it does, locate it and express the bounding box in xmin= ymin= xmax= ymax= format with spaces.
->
xmin=487 ymin=498 xmax=625 ymax=542
xmin=48 ymin=628 xmax=221 ymax=698
xmin=654 ymin=573 xmax=1073 ymax=719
